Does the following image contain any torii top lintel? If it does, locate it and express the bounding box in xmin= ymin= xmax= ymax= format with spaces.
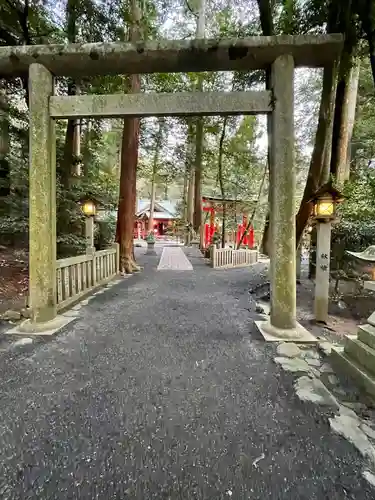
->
xmin=0 ymin=34 xmax=343 ymax=78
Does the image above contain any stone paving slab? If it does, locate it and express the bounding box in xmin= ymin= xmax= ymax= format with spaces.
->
xmin=157 ymin=246 xmax=194 ymax=270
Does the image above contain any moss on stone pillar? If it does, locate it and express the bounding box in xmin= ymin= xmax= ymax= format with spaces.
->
xmin=29 ymin=63 xmax=57 ymax=323
xmin=270 ymin=54 xmax=296 ymax=329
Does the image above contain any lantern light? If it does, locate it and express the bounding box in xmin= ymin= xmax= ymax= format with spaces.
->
xmin=310 ymin=182 xmax=345 ymax=222
xmin=313 ymin=193 xmax=335 ymax=219
xmin=81 ymin=200 xmax=96 ymax=217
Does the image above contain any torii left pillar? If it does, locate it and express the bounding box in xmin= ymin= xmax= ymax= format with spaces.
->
xmin=28 ymin=63 xmax=57 ymax=324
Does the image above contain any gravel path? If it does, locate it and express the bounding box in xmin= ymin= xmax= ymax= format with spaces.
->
xmin=0 ymin=246 xmax=373 ymax=499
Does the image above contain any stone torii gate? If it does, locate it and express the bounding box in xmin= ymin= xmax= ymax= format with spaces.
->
xmin=0 ymin=35 xmax=343 ymax=337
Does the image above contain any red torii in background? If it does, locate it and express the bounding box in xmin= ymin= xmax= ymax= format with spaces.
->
xmin=201 ymin=196 xmax=254 ymax=249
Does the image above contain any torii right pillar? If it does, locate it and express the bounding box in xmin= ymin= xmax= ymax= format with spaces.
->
xmin=270 ymin=54 xmax=296 ymax=330
xmin=256 ymin=54 xmax=315 ymax=342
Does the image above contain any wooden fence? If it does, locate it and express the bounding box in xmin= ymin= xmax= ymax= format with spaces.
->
xmin=56 ymin=244 xmax=119 ymax=310
xmin=210 ymin=246 xmax=258 ymax=269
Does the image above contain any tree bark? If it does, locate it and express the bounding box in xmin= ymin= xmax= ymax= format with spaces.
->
xmin=148 ymin=118 xmax=164 ymax=232
xmin=148 ymin=166 xmax=157 ymax=234
xmin=295 ymin=63 xmax=338 ymax=246
xmin=61 ymin=0 xmax=80 ymax=186
xmin=193 ymin=0 xmax=205 ymax=233
xmin=332 ymin=60 xmax=360 ymax=184
xmin=72 ymin=84 xmax=81 ymax=176
xmin=116 ymin=0 xmax=142 ymax=273
xmin=330 ymin=0 xmax=357 ymax=182
xmin=193 ymin=110 xmax=204 ymax=232
xmin=186 ymin=151 xmax=195 ymax=245
xmin=218 ymin=117 xmax=227 ymax=248
xmin=357 ymin=0 xmax=375 ymax=86
xmin=256 ymin=0 xmax=274 ymax=255
xmin=82 ymin=119 xmax=92 ymax=177
xmin=182 ymin=120 xmax=193 ymax=228
xmin=0 ymin=81 xmax=10 ymax=202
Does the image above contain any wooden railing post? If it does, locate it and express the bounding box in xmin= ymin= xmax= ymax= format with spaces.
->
xmin=92 ymin=253 xmax=97 ymax=287
xmin=211 ymin=245 xmax=216 ymax=268
xmin=113 ymin=242 xmax=120 ymax=273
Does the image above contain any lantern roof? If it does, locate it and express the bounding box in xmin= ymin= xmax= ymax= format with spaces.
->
xmin=78 ymin=194 xmax=102 ymax=207
xmin=309 ymin=181 xmax=345 ymax=203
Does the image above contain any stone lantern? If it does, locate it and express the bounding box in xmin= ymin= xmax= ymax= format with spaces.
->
xmin=310 ymin=182 xmax=344 ymax=323
xmin=80 ymin=198 xmax=97 ymax=255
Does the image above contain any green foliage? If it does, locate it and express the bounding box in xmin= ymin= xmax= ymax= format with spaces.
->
xmin=329 ymin=53 xmax=375 ymax=282
xmin=1 ymin=0 xmax=373 ymax=266
xmin=331 ymin=167 xmax=375 ymax=274
xmin=95 ymin=214 xmax=116 ymax=250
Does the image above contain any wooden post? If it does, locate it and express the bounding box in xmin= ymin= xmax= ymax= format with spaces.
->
xmin=269 ymin=54 xmax=296 ymax=330
xmin=29 ymin=63 xmax=57 ymax=323
xmin=211 ymin=244 xmax=216 ymax=268
xmin=112 ymin=242 xmax=120 ymax=274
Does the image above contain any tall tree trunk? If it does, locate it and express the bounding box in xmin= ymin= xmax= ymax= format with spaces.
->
xmin=82 ymin=119 xmax=92 ymax=177
xmin=148 ymin=167 xmax=157 ymax=234
xmin=295 ymin=63 xmax=338 ymax=246
xmin=183 ymin=120 xmax=193 ymax=223
xmin=193 ymin=0 xmax=205 ymax=233
xmin=357 ymin=0 xmax=375 ymax=86
xmin=256 ymin=0 xmax=274 ymax=255
xmin=331 ymin=60 xmax=360 ymax=184
xmin=116 ymin=0 xmax=142 ymax=273
xmin=344 ymin=61 xmax=360 ymax=174
xmin=72 ymin=84 xmax=81 ymax=176
xmin=186 ymin=156 xmax=195 ymax=245
xmin=296 ymin=0 xmax=356 ymax=245
xmin=330 ymin=0 xmax=357 ymax=181
xmin=182 ymin=162 xmax=189 ymax=222
xmin=0 ymin=81 xmax=10 ymax=205
xmin=193 ymin=110 xmax=204 ymax=232
xmin=148 ymin=118 xmax=165 ymax=232
xmin=218 ymin=118 xmax=227 ymax=248
xmin=61 ymin=0 xmax=80 ymax=186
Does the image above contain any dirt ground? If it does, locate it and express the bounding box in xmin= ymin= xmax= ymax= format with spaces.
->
xmin=0 ymin=246 xmax=28 ymax=313
xmin=296 ymin=278 xmax=375 ymax=343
